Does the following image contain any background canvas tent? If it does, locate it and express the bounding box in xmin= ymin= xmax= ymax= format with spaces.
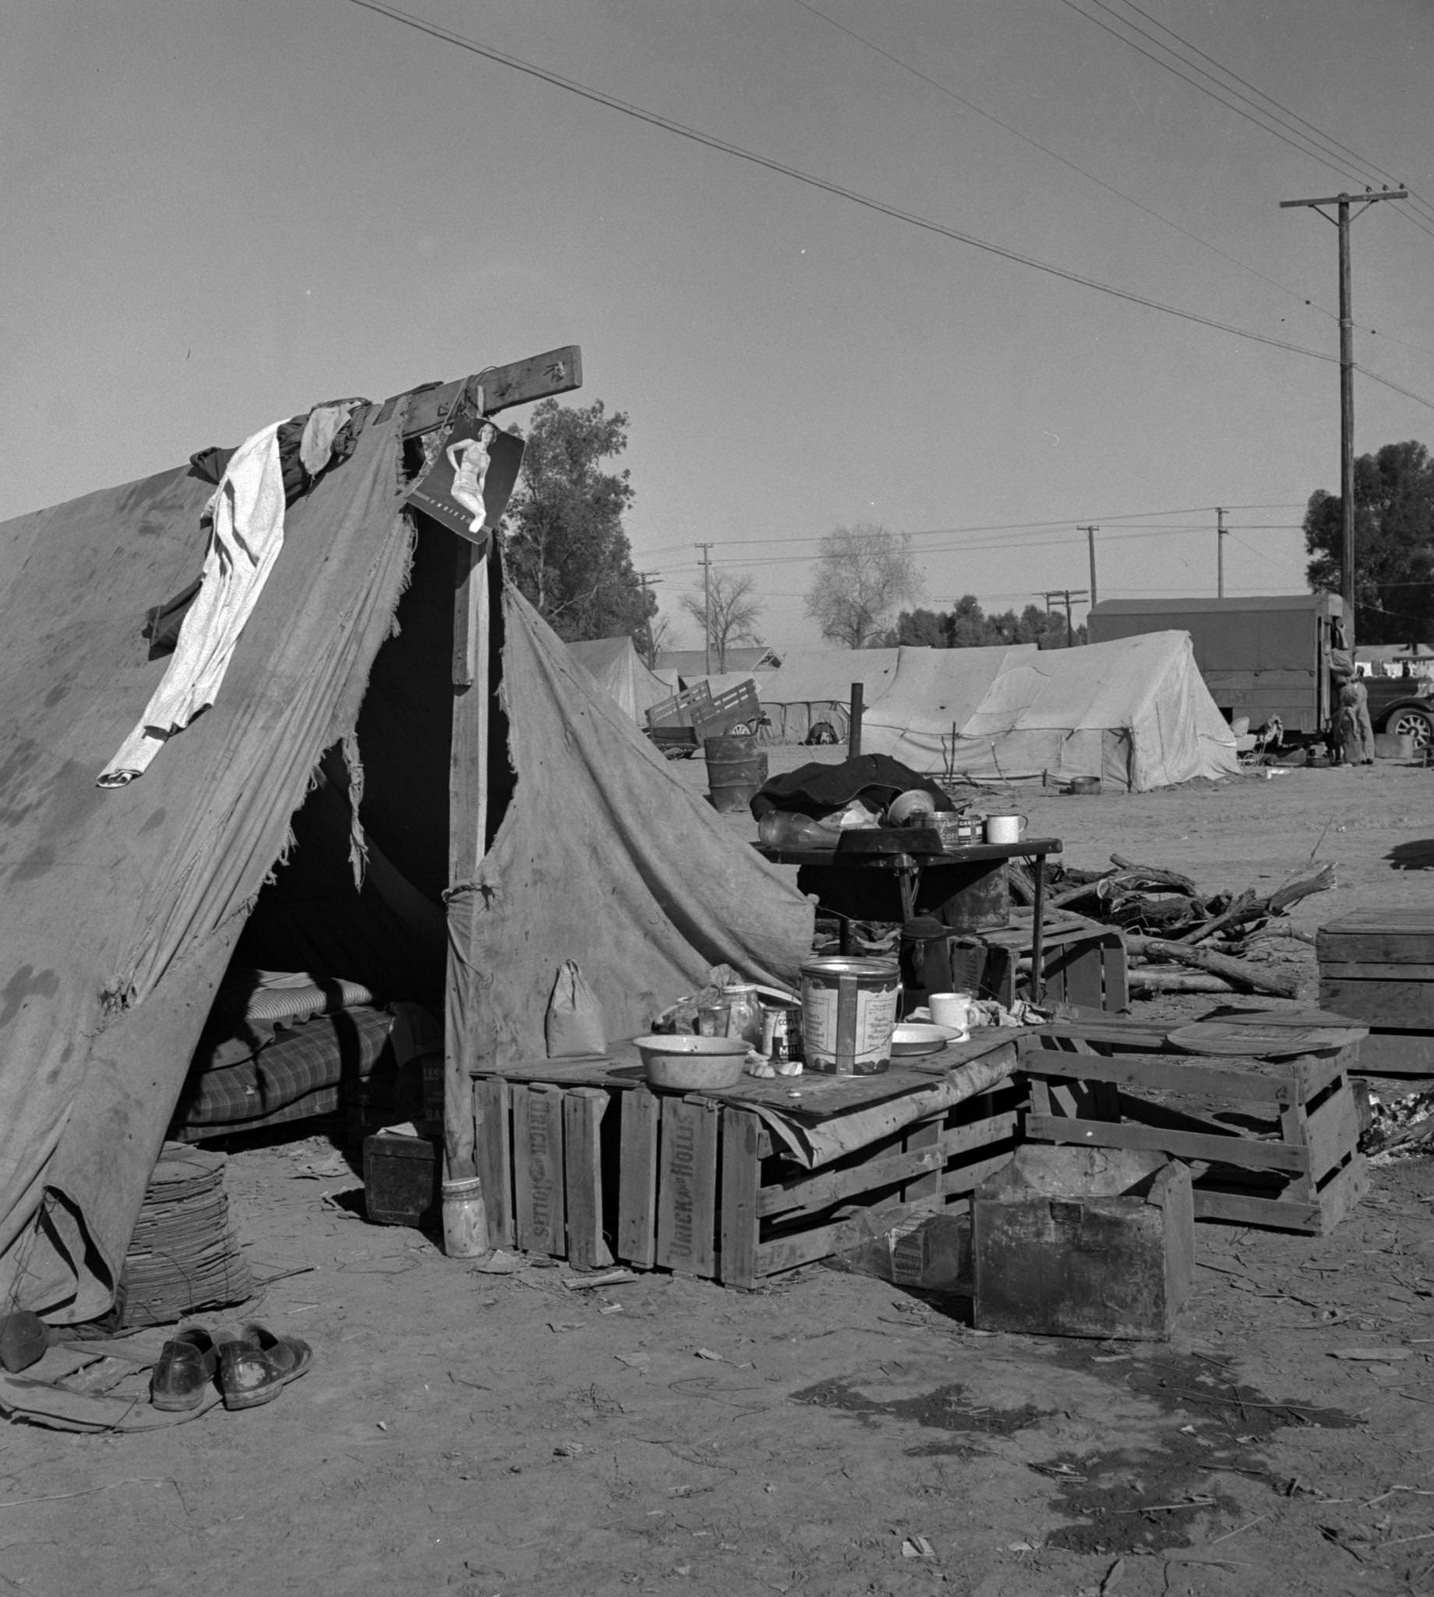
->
xmin=862 ymin=631 xmax=1237 ymax=791
xmin=758 ymin=648 xmax=902 ymax=742
xmin=0 ymin=373 xmax=812 ymax=1322
xmin=857 ymin=644 xmax=1037 ymax=772
xmin=566 ymin=635 xmax=672 ymax=724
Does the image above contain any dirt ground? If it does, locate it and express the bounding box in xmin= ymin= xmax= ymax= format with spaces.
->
xmin=7 ymin=751 xmax=1434 ymax=1597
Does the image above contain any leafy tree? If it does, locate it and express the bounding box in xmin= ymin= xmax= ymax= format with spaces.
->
xmin=1304 ymin=440 xmax=1434 ymax=645
xmin=805 ymin=523 xmax=920 ymax=648
xmin=678 ymin=571 xmax=763 ymax=672
xmin=893 ymin=607 xmax=952 ymax=647
xmin=503 ymin=399 xmax=650 ymax=641
xmin=891 ymin=596 xmax=1082 ymax=649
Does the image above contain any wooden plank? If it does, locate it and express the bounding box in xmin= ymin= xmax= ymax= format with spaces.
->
xmin=754 ymin=1196 xmax=948 ymax=1280
xmin=655 ymin=1095 xmax=719 ymax=1277
xmin=939 ymin=1148 xmax=1016 ymax=1196
xmin=1319 ymin=961 xmax=1434 ymax=981
xmin=1351 ymin=1031 xmax=1434 ymax=1074
xmin=1320 ymin=977 xmax=1434 ymax=1029
xmin=475 ymin=346 xmax=582 ymax=415
xmin=512 ymin=1084 xmax=566 ymax=1256
xmin=718 ymin=1108 xmax=762 ymax=1289
xmin=1194 ymin=1187 xmax=1321 ymax=1232
xmin=1024 ymin=1113 xmax=1307 ymax=1172
xmin=1022 ymin=1049 xmax=1290 ymax=1103
xmin=472 ymin=1076 xmax=512 ymax=1248
xmin=1024 ymin=1020 xmax=1172 ymax=1051
xmin=1105 ymin=939 xmax=1130 ymax=1011
xmin=1309 ymin=1154 xmax=1370 ymax=1234
xmin=758 ymin=1144 xmax=948 ymax=1219
xmin=387 ymin=347 xmax=583 ymax=435
xmin=1063 ymin=945 xmax=1105 ymax=1010
xmin=1285 ymin=1049 xmax=1355 ymax=1105
xmin=1318 ymin=928 xmax=1434 ymax=963
xmin=901 ymin=1119 xmax=944 ymax=1203
xmin=1301 ymin=1085 xmax=1361 ymax=1180
xmin=562 ymin=1088 xmax=613 ymax=1271
xmin=616 ymin=1089 xmax=660 ymax=1267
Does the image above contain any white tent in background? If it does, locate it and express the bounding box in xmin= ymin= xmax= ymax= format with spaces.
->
xmin=566 ymin=636 xmax=673 ymax=724
xmin=858 ymin=644 xmax=1038 ymax=772
xmin=758 ymin=648 xmax=903 ymax=743
xmin=861 ymin=631 xmax=1237 ymax=792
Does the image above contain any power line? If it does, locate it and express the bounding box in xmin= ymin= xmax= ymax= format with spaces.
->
xmin=342 ymin=0 xmax=1434 ymax=404
xmin=1059 ymin=0 xmax=1434 ymax=244
xmin=1103 ymin=0 xmax=1434 ymax=234
xmin=789 ymin=0 xmax=1338 ymax=325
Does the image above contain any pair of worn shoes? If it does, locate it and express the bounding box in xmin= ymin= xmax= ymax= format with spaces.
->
xmin=150 ymin=1323 xmax=311 ymax=1412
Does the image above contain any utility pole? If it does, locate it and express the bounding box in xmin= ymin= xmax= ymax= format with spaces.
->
xmin=1215 ymin=508 xmax=1226 ymax=598
xmin=1280 ymin=186 xmax=1407 ymax=648
xmin=1078 ymin=525 xmax=1099 ymax=607
xmin=695 ymin=542 xmax=714 ymax=676
xmin=635 ymin=570 xmax=661 ymax=664
xmin=1040 ymin=588 xmax=1089 ymax=647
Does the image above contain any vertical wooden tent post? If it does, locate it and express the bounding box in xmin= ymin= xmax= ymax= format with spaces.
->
xmin=445 ymin=534 xmax=490 ymax=1181
xmin=409 ymin=348 xmax=583 ymax=1203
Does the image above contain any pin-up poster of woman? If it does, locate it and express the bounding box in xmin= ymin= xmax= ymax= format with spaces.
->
xmin=406 ymin=409 xmax=524 ymax=545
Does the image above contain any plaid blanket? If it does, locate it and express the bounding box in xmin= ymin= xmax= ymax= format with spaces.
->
xmin=172 ymin=1005 xmax=395 ymax=1131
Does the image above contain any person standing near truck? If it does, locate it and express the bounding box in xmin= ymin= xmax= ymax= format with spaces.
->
xmin=1336 ymin=673 xmax=1376 ymax=765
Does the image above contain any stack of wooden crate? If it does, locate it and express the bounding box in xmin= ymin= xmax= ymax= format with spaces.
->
xmin=470 ymin=1033 xmax=1022 ymax=1288
xmin=1318 ymin=910 xmax=1434 ymax=1075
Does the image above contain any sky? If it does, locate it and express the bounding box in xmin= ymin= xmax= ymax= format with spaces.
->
xmin=5 ymin=0 xmax=1434 ymax=650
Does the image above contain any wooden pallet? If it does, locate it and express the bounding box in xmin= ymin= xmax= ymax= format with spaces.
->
xmin=1017 ymin=1019 xmax=1367 ymax=1235
xmin=471 ymin=1036 xmax=1021 ymax=1287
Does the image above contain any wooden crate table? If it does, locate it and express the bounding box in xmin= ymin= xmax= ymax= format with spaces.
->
xmin=469 ymin=1031 xmax=1020 ymax=1288
xmin=1318 ymin=910 xmax=1434 ymax=1075
xmin=1017 ymin=1016 xmax=1369 ymax=1234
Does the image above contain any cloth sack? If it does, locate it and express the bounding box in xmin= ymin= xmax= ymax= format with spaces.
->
xmin=545 ymin=961 xmax=607 ymax=1058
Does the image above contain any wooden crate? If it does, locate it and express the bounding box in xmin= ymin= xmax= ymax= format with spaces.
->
xmin=471 ymin=1037 xmax=1021 ymax=1287
xmin=981 ymin=910 xmax=1129 ymax=1013
xmin=1018 ymin=1020 xmax=1367 ymax=1235
xmin=1319 ymin=909 xmax=1434 ymax=1032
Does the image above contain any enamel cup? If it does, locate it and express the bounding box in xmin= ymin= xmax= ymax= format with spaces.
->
xmin=984 ymin=814 xmax=1027 ymax=844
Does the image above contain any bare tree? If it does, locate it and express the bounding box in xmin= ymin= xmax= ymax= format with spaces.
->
xmin=636 ymin=609 xmax=673 ymax=669
xmin=805 ymin=524 xmax=920 ymax=648
xmin=679 ymin=571 xmax=763 ymax=672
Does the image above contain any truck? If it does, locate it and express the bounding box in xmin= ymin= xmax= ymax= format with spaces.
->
xmin=1086 ymin=593 xmax=1434 ymax=746
xmin=643 ymin=677 xmax=763 ymax=758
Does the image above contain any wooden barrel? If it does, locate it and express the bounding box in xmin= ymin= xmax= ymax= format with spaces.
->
xmin=704 ymin=735 xmax=767 ymax=813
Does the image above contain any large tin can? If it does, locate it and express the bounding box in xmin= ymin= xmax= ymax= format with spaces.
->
xmin=800 ymin=956 xmax=902 ymax=1075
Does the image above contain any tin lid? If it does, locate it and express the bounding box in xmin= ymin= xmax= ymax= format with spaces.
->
xmin=800 ymin=956 xmax=900 ymax=977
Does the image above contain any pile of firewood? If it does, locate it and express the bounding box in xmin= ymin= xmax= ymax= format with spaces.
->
xmin=1012 ymin=852 xmax=1335 ymax=999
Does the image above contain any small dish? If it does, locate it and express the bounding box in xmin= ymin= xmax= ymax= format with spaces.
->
xmin=890 ymin=1022 xmax=965 ymax=1057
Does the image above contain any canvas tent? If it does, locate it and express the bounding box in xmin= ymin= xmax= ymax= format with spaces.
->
xmin=566 ymin=635 xmax=673 ymax=724
xmin=858 ymin=644 xmax=1037 ymax=771
xmin=861 ymin=632 xmax=1237 ymax=791
xmin=0 ymin=369 xmax=812 ymax=1322
xmin=758 ymin=648 xmax=903 ymax=743
xmin=656 ymin=645 xmax=777 ymax=683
